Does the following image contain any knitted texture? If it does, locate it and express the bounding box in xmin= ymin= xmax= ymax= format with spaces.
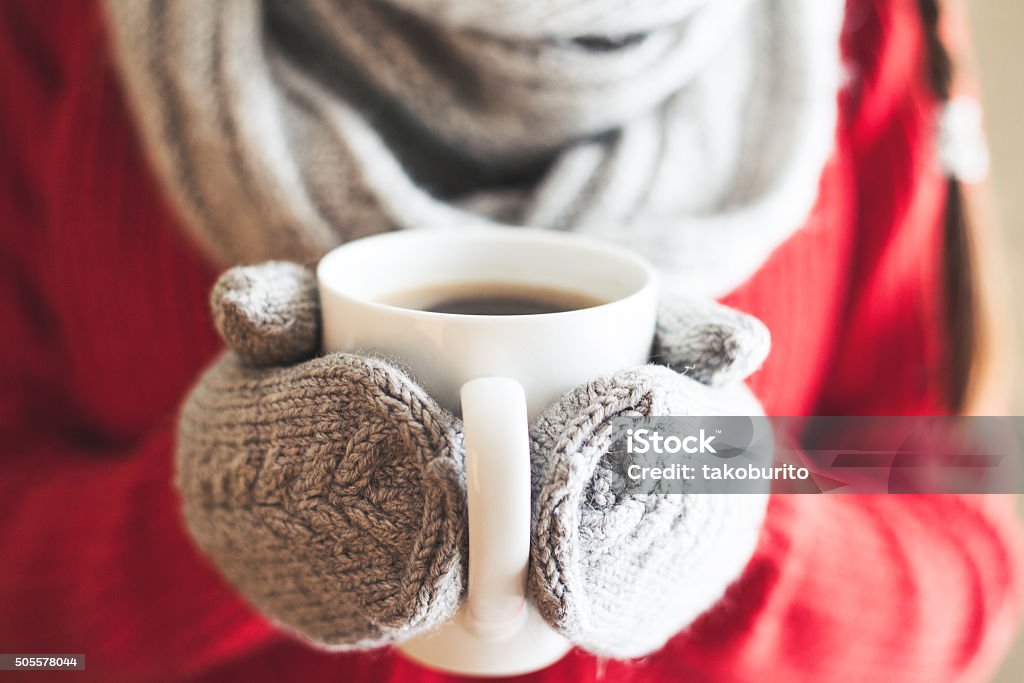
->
xmin=9 ymin=3 xmax=1023 ymax=680
xmin=102 ymin=0 xmax=844 ymax=297
xmin=528 ymin=365 xmax=768 ymax=658
xmin=179 ymin=262 xmax=770 ymax=653
xmin=652 ymin=295 xmax=771 ymax=387
xmin=178 ymin=353 xmax=467 ymax=649
xmin=177 ymin=266 xmax=469 ymax=648
xmin=210 ymin=262 xmax=320 ymax=366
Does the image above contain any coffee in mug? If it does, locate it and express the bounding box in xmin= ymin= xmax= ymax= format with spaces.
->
xmin=379 ymin=282 xmax=606 ymax=316
xmin=317 ymin=229 xmax=658 ymax=677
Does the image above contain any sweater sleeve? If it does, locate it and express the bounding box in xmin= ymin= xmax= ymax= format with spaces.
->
xmin=0 ymin=243 xmax=279 ymax=681
xmin=0 ymin=2 xmax=281 ymax=680
xmin=0 ymin=433 xmax=279 ymax=681
xmin=661 ymin=494 xmax=1022 ymax=682
xmin=659 ymin=2 xmax=1022 ymax=681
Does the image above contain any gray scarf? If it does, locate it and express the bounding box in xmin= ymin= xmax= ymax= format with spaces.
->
xmin=104 ymin=0 xmax=843 ymax=297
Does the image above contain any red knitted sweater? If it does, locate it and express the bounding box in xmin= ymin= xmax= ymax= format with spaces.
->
xmin=1 ymin=0 xmax=1021 ymax=681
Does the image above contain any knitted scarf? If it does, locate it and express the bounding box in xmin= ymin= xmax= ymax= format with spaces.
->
xmin=104 ymin=0 xmax=844 ymax=297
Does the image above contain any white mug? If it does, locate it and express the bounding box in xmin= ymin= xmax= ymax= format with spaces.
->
xmin=317 ymin=229 xmax=658 ymax=676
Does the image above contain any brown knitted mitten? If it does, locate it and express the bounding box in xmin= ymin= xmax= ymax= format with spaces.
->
xmin=177 ymin=262 xmax=467 ymax=649
xmin=527 ymin=298 xmax=771 ymax=658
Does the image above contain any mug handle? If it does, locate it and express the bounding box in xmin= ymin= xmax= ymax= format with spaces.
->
xmin=460 ymin=377 xmax=531 ymax=639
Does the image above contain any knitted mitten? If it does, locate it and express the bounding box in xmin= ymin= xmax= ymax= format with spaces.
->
xmin=177 ymin=262 xmax=467 ymax=650
xmin=527 ymin=297 xmax=771 ymax=658
xmin=182 ymin=261 xmax=770 ymax=657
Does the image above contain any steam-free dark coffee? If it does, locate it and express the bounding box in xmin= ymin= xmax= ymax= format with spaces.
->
xmin=380 ymin=282 xmax=605 ymax=316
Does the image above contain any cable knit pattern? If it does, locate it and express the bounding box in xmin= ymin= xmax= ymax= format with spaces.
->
xmin=8 ymin=3 xmax=1022 ymax=679
xmin=102 ymin=0 xmax=844 ymax=297
xmin=177 ymin=262 xmax=772 ymax=653
xmin=528 ymin=365 xmax=768 ymax=658
xmin=177 ymin=351 xmax=468 ymax=649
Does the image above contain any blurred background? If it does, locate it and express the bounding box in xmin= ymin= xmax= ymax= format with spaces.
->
xmin=966 ymin=1 xmax=1024 ymax=679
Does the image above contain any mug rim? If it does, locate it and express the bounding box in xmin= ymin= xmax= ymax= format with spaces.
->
xmin=316 ymin=228 xmax=659 ymax=322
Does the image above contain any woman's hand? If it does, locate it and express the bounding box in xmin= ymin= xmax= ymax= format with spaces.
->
xmin=528 ymin=297 xmax=771 ymax=658
xmin=180 ymin=262 xmax=771 ymax=658
xmin=177 ymin=263 xmax=468 ymax=650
